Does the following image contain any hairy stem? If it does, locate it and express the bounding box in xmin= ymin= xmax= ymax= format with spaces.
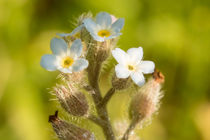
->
xmin=93 ymin=85 xmax=115 ymax=140
xmin=87 ymin=114 xmax=105 ymax=126
xmin=122 ymin=116 xmax=140 ymax=140
xmin=87 ymin=62 xmax=115 ymax=140
xmin=101 ymin=88 xmax=115 ymax=107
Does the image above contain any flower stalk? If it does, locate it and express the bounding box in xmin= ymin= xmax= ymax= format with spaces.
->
xmin=101 ymin=88 xmax=115 ymax=107
xmin=121 ymin=116 xmax=141 ymax=140
xmin=87 ymin=61 xmax=116 ymax=140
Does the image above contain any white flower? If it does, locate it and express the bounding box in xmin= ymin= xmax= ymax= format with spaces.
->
xmin=56 ymin=25 xmax=84 ymax=38
xmin=40 ymin=38 xmax=88 ymax=73
xmin=83 ymin=12 xmax=124 ymax=42
xmin=112 ymin=47 xmax=155 ymax=86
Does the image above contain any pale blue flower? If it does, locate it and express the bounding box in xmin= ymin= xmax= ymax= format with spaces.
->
xmin=56 ymin=25 xmax=84 ymax=37
xmin=112 ymin=47 xmax=155 ymax=86
xmin=83 ymin=12 xmax=124 ymax=42
xmin=40 ymin=38 xmax=88 ymax=73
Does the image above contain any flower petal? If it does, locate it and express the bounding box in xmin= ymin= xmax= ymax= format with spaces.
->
xmin=106 ymin=33 xmax=122 ymax=40
xmin=72 ymin=58 xmax=89 ymax=72
xmin=112 ymin=48 xmax=128 ymax=65
xmin=139 ymin=61 xmax=155 ymax=74
xmin=57 ymin=25 xmax=84 ymax=37
xmin=96 ymin=12 xmax=112 ymax=27
xmin=70 ymin=39 xmax=83 ymax=58
xmin=83 ymin=18 xmax=97 ymax=33
xmin=70 ymin=24 xmax=84 ymax=35
xmin=111 ymin=18 xmax=124 ymax=33
xmin=58 ymin=68 xmax=72 ymax=73
xmin=50 ymin=38 xmax=68 ymax=55
xmin=90 ymin=33 xmax=105 ymax=42
xmin=131 ymin=72 xmax=145 ymax=86
xmin=127 ymin=47 xmax=143 ymax=63
xmin=40 ymin=54 xmax=57 ymax=71
xmin=56 ymin=33 xmax=72 ymax=37
xmin=115 ymin=64 xmax=131 ymax=78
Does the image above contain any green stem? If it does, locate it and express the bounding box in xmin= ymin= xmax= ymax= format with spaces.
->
xmin=122 ymin=116 xmax=140 ymax=140
xmin=88 ymin=62 xmax=115 ymax=140
xmin=87 ymin=114 xmax=105 ymax=126
xmin=101 ymin=88 xmax=116 ymax=107
xmin=93 ymin=85 xmax=115 ymax=140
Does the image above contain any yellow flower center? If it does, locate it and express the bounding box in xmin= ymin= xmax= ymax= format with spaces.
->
xmin=97 ymin=30 xmax=111 ymax=37
xmin=61 ymin=56 xmax=74 ymax=68
xmin=128 ymin=65 xmax=134 ymax=71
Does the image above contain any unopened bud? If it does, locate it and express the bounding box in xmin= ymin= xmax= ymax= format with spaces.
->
xmin=111 ymin=15 xmax=117 ymax=23
xmin=85 ymin=39 xmax=118 ymax=69
xmin=130 ymin=70 xmax=164 ymax=121
xmin=49 ymin=111 xmax=95 ymax=140
xmin=112 ymin=73 xmax=131 ymax=90
xmin=96 ymin=41 xmax=112 ymax=62
xmin=86 ymin=41 xmax=111 ymax=66
xmin=54 ymin=84 xmax=89 ymax=116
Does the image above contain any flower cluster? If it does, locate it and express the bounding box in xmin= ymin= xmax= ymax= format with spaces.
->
xmin=41 ymin=12 xmax=154 ymax=87
xmin=40 ymin=12 xmax=164 ymax=140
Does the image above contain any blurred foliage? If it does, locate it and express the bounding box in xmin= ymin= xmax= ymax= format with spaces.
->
xmin=0 ymin=0 xmax=210 ymax=140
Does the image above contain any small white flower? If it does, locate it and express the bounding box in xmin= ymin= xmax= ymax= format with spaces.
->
xmin=40 ymin=38 xmax=88 ymax=73
xmin=56 ymin=24 xmax=84 ymax=38
xmin=83 ymin=12 xmax=124 ymax=42
xmin=112 ymin=47 xmax=155 ymax=86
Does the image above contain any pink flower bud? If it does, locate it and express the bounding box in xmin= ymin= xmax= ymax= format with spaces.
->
xmin=111 ymin=15 xmax=117 ymax=23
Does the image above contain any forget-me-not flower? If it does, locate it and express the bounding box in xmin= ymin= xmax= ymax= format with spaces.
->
xmin=83 ymin=12 xmax=124 ymax=42
xmin=112 ymin=47 xmax=155 ymax=86
xmin=40 ymin=38 xmax=88 ymax=73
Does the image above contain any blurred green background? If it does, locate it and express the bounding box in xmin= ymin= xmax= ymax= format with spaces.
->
xmin=0 ymin=0 xmax=210 ymax=139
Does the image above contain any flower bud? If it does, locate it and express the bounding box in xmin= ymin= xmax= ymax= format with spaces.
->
xmin=86 ymin=41 xmax=112 ymax=66
xmin=49 ymin=111 xmax=95 ymax=140
xmin=54 ymin=84 xmax=89 ymax=117
xmin=130 ymin=70 xmax=164 ymax=121
xmin=112 ymin=73 xmax=131 ymax=90
xmin=96 ymin=41 xmax=112 ymax=62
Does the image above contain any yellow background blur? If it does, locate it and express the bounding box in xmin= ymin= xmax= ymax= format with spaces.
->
xmin=0 ymin=0 xmax=210 ymax=140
